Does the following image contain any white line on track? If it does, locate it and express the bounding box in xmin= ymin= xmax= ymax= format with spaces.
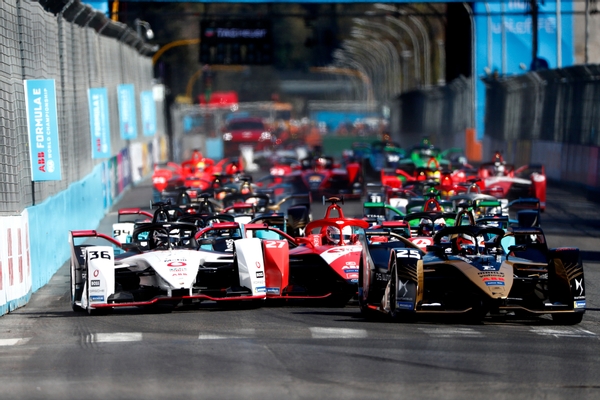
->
xmin=198 ymin=328 xmax=256 ymax=340
xmin=418 ymin=327 xmax=484 ymax=338
xmin=0 ymin=338 xmax=31 ymax=346
xmin=91 ymin=333 xmax=143 ymax=343
xmin=530 ymin=327 xmax=597 ymax=338
xmin=309 ymin=327 xmax=368 ymax=339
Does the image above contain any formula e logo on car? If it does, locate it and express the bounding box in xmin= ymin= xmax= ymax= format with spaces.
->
xmin=575 ymin=278 xmax=584 ymax=295
xmin=90 ymin=280 xmax=100 ymax=287
xmin=256 ymin=271 xmax=264 ymax=278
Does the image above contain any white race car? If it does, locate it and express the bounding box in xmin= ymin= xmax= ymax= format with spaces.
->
xmin=69 ymin=221 xmax=270 ymax=314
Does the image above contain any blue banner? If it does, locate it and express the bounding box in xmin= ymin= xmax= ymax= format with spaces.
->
xmin=24 ymin=79 xmax=62 ymax=181
xmin=88 ymin=88 xmax=112 ymax=159
xmin=81 ymin=1 xmax=108 ymax=14
xmin=140 ymin=90 xmax=157 ymax=137
xmin=474 ymin=0 xmax=574 ymax=140
xmin=117 ymin=84 xmax=138 ymax=140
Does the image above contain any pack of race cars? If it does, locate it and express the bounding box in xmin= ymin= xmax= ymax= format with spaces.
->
xmin=69 ymin=143 xmax=584 ymax=325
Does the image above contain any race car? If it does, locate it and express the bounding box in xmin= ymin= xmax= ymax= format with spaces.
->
xmin=362 ymin=201 xmax=405 ymax=225
xmin=478 ymin=151 xmax=546 ymax=210
xmin=347 ymin=140 xmax=406 ymax=180
xmin=288 ymin=155 xmax=363 ymax=199
xmin=192 ymin=217 xmax=368 ymax=305
xmin=152 ymin=151 xmax=244 ymax=201
xmin=278 ymin=197 xmax=371 ymax=305
xmin=69 ymin=221 xmax=270 ymax=314
xmin=359 ymin=224 xmax=585 ymax=324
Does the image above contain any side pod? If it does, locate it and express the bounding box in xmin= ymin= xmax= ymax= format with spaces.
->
xmin=234 ymin=238 xmax=267 ymax=298
xmin=82 ymin=246 xmax=116 ymax=311
xmin=262 ymin=239 xmax=290 ymax=296
xmin=391 ymin=248 xmax=423 ymax=312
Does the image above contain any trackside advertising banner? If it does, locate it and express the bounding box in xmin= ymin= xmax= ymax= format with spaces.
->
xmin=88 ymin=88 xmax=111 ymax=158
xmin=24 ymin=79 xmax=62 ymax=181
xmin=117 ymin=84 xmax=138 ymax=140
xmin=140 ymin=90 xmax=157 ymax=137
xmin=0 ymin=212 xmax=32 ymax=315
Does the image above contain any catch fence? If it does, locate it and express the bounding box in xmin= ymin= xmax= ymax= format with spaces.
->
xmin=0 ymin=0 xmax=164 ymax=215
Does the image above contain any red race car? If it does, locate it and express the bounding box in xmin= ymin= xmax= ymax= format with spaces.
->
xmin=152 ymin=150 xmax=243 ymax=200
xmin=286 ymin=155 xmax=363 ymax=199
xmin=478 ymin=152 xmax=546 ymax=210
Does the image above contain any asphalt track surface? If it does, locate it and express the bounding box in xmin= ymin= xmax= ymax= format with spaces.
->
xmin=0 ymin=180 xmax=599 ymax=400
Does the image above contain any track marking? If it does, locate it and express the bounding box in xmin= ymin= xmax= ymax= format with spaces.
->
xmin=0 ymin=338 xmax=31 ymax=346
xmin=530 ymin=327 xmax=597 ymax=338
xmin=90 ymin=333 xmax=143 ymax=343
xmin=310 ymin=327 xmax=368 ymax=339
xmin=418 ymin=327 xmax=484 ymax=338
xmin=198 ymin=328 xmax=256 ymax=340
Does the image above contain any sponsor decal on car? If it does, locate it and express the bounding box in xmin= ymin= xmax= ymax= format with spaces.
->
xmin=346 ymin=273 xmax=359 ymax=279
xmin=478 ymin=271 xmax=504 ymax=277
xmin=256 ymin=271 xmax=264 ymax=278
xmin=170 ymin=267 xmax=188 ymax=276
xmin=482 ymin=277 xmax=505 ymax=286
xmin=167 ymin=261 xmax=187 ymax=267
xmin=343 ymin=269 xmax=359 ymax=274
xmin=90 ymin=295 xmax=105 ymax=302
xmin=396 ymin=301 xmax=414 ymax=310
xmin=575 ymin=300 xmax=586 ymax=309
xmin=375 ymin=272 xmax=390 ymax=281
xmin=267 ymin=287 xmax=280 ymax=295
xmin=91 ymin=280 xmax=100 ymax=287
xmin=255 ymin=286 xmax=266 ymax=293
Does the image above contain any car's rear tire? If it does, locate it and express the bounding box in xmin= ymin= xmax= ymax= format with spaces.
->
xmin=70 ymin=267 xmax=84 ymax=312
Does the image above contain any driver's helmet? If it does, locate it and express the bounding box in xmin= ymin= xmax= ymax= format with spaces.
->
xmin=226 ymin=162 xmax=239 ymax=175
xmin=494 ymin=162 xmax=505 ymax=176
xmin=433 ymin=218 xmax=446 ymax=233
xmin=418 ymin=219 xmax=433 ymax=237
xmin=325 ymin=225 xmax=353 ymax=245
xmin=454 ymin=233 xmax=485 ymax=255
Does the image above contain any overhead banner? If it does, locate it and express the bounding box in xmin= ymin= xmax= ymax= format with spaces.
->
xmin=23 ymin=79 xmax=62 ymax=181
xmin=117 ymin=84 xmax=138 ymax=140
xmin=140 ymin=90 xmax=157 ymax=137
xmin=88 ymin=87 xmax=111 ymax=158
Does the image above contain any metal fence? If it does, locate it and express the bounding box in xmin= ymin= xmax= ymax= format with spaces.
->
xmin=483 ymin=65 xmax=600 ymax=147
xmin=0 ymin=0 xmax=162 ymax=215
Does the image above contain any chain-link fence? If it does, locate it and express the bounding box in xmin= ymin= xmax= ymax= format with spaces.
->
xmin=484 ymin=65 xmax=600 ymax=148
xmin=0 ymin=0 xmax=162 ymax=215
